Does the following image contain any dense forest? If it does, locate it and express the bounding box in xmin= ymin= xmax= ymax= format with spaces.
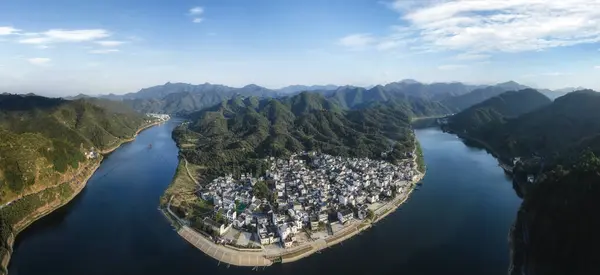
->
xmin=510 ymin=151 xmax=600 ymax=275
xmin=0 ymin=94 xmax=150 ymax=200
xmin=176 ymin=92 xmax=421 ymax=178
xmin=0 ymin=94 xmax=151 ymax=274
xmin=446 ymin=89 xmax=551 ymax=147
xmin=444 ymin=89 xmax=600 ymax=274
xmin=448 ymin=90 xmax=600 ymax=164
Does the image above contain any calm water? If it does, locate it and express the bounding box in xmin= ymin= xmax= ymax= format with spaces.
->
xmin=9 ymin=124 xmax=521 ymax=275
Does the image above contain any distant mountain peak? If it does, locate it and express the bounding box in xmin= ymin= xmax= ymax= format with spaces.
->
xmin=243 ymin=84 xmax=262 ymax=89
xmin=399 ymin=79 xmax=420 ymax=84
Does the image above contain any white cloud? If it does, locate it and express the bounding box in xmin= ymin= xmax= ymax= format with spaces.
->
xmin=89 ymin=49 xmax=120 ymax=54
xmin=189 ymin=6 xmax=204 ymax=15
xmin=390 ymin=0 xmax=600 ymax=53
xmin=19 ymin=29 xmax=110 ymax=44
xmin=454 ymin=53 xmax=490 ymax=61
xmin=338 ymin=33 xmax=375 ymax=49
xmin=0 ymin=26 xmax=20 ymax=35
xmin=189 ymin=6 xmax=204 ymax=23
xmin=95 ymin=40 xmax=124 ymax=47
xmin=27 ymin=57 xmax=51 ymax=65
xmin=523 ymin=72 xmax=573 ymax=77
xmin=595 ymin=65 xmax=600 ymax=69
xmin=36 ymin=45 xmax=50 ymax=49
xmin=438 ymin=64 xmax=468 ymax=70
xmin=347 ymin=1 xmax=600 ymax=55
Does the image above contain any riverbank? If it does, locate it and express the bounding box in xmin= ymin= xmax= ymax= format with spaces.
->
xmin=441 ymin=126 xmax=514 ymax=174
xmin=166 ymin=147 xmax=425 ymax=267
xmin=0 ymin=121 xmax=162 ymax=275
xmin=100 ymin=120 xmax=165 ymax=154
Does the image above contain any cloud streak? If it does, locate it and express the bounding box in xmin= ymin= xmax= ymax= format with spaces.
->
xmin=342 ymin=0 xmax=600 ymax=54
xmin=338 ymin=33 xmax=375 ymax=49
xmin=27 ymin=57 xmax=51 ymax=65
xmin=189 ymin=6 xmax=204 ymax=23
xmin=19 ymin=29 xmax=110 ymax=44
xmin=89 ymin=49 xmax=120 ymax=54
xmin=95 ymin=40 xmax=124 ymax=47
xmin=0 ymin=26 xmax=20 ymax=35
xmin=399 ymin=0 xmax=600 ymax=53
xmin=438 ymin=64 xmax=468 ymax=70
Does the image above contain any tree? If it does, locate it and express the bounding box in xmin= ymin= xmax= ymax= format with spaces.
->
xmin=366 ymin=210 xmax=375 ymax=220
xmin=215 ymin=211 xmax=224 ymax=223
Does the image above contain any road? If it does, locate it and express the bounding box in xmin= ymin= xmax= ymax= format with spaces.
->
xmin=179 ymin=226 xmax=273 ymax=267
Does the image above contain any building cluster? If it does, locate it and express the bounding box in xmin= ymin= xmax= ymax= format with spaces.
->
xmin=146 ymin=113 xmax=170 ymax=122
xmin=195 ymin=152 xmax=418 ymax=248
xmin=85 ymin=147 xmax=98 ymax=159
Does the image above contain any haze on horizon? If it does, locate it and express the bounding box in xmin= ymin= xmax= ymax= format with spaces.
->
xmin=1 ymin=0 xmax=600 ymax=96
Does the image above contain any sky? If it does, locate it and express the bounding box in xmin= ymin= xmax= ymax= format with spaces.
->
xmin=1 ymin=0 xmax=600 ymax=96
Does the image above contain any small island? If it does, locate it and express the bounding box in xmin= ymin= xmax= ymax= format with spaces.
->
xmin=160 ymin=92 xmax=426 ymax=266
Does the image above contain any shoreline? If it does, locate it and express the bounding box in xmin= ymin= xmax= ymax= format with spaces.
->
xmin=100 ymin=120 xmax=164 ymax=154
xmin=442 ymin=127 xmax=514 ymax=174
xmin=444 ymin=127 xmax=525 ymax=275
xmin=169 ymin=149 xmax=425 ymax=267
xmin=0 ymin=120 xmax=162 ymax=275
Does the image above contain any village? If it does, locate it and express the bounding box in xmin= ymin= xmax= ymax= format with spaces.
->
xmin=190 ymin=151 xmax=420 ymax=250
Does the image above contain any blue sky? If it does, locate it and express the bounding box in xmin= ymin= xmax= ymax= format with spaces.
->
xmin=1 ymin=0 xmax=600 ymax=96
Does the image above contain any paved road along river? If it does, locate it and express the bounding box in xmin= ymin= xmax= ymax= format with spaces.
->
xmin=8 ymin=122 xmax=522 ymax=275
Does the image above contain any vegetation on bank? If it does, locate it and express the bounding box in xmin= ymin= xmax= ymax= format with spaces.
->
xmin=444 ymin=88 xmax=600 ymax=274
xmin=446 ymin=89 xmax=551 ymax=147
xmin=512 ymin=152 xmax=600 ymax=275
xmin=415 ymin=139 xmax=426 ymax=173
xmin=447 ymin=90 xmax=600 ymax=166
xmin=0 ymin=93 xmax=153 ymax=273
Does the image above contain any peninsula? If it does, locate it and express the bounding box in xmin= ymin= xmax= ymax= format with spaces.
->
xmin=160 ymin=92 xmax=426 ymax=265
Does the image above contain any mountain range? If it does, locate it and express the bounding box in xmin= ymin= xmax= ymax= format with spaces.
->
xmin=64 ymin=80 xmax=582 ymax=116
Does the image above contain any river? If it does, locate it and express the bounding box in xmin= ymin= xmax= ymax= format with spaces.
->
xmin=8 ymin=122 xmax=522 ymax=275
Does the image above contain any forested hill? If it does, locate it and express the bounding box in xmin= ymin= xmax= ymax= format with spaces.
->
xmin=0 ymin=94 xmax=150 ymax=203
xmin=440 ymin=89 xmax=600 ymax=274
xmin=0 ymin=94 xmax=154 ymax=273
xmin=176 ymin=92 xmax=420 ymax=177
xmin=510 ymin=151 xmax=600 ymax=275
xmin=447 ymin=89 xmax=551 ymax=139
xmin=458 ymin=90 xmax=600 ymax=164
xmin=100 ymin=80 xmax=539 ymax=116
xmin=441 ymin=81 xmax=530 ymax=111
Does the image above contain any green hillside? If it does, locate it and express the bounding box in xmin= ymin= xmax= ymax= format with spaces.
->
xmin=0 ymin=94 xmax=151 ymax=273
xmin=511 ymin=151 xmax=600 ymax=275
xmin=447 ymin=89 xmax=551 ymax=140
xmin=461 ymin=90 xmax=600 ymax=163
xmin=177 ymin=92 xmax=417 ymax=178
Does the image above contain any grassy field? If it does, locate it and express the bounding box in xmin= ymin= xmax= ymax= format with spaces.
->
xmin=160 ymin=158 xmax=206 ymax=207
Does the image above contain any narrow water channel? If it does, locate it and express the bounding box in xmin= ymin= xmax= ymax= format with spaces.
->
xmin=9 ymin=124 xmax=521 ymax=275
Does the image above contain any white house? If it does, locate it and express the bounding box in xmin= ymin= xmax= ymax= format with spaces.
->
xmin=337 ymin=208 xmax=354 ymax=224
xmin=203 ymin=217 xmax=231 ymax=236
